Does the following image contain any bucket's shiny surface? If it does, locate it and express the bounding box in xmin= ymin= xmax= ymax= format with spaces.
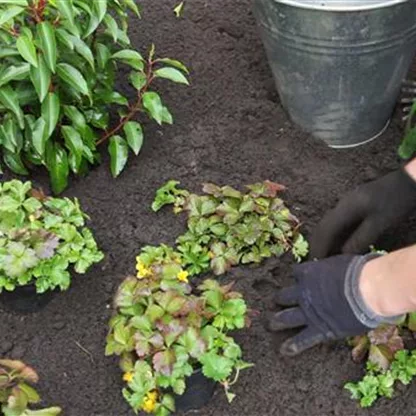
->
xmin=254 ymin=0 xmax=416 ymax=147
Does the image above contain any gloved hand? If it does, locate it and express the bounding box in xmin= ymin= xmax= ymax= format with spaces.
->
xmin=310 ymin=168 xmax=416 ymax=259
xmin=267 ymin=254 xmax=401 ymax=356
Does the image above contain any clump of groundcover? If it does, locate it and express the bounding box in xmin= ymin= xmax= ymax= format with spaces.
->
xmin=152 ymin=180 xmax=308 ymax=276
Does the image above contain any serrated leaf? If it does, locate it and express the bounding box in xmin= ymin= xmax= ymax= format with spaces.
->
xmin=30 ymin=55 xmax=51 ymax=102
xmin=57 ymin=63 xmax=89 ymax=96
xmin=41 ymin=93 xmax=60 ymax=137
xmin=124 ymin=121 xmax=143 ymax=155
xmin=142 ymin=91 xmax=164 ymax=125
xmin=37 ymin=22 xmax=57 ymax=73
xmin=154 ymin=67 xmax=189 ymax=85
xmin=108 ymin=135 xmax=128 ymax=177
xmin=16 ymin=35 xmax=38 ymax=67
xmin=0 ymin=6 xmax=24 ymax=26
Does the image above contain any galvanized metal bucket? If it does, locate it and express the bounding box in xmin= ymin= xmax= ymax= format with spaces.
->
xmin=254 ymin=0 xmax=416 ymax=148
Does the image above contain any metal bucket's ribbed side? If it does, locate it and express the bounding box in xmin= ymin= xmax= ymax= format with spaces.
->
xmin=254 ymin=1 xmax=416 ymax=147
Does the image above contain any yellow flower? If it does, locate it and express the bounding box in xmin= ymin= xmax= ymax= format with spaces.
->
xmin=123 ymin=372 xmax=134 ymax=383
xmin=177 ymin=270 xmax=189 ymax=283
xmin=142 ymin=391 xmax=158 ymax=413
xmin=208 ymin=251 xmax=214 ymax=259
xmin=29 ymin=215 xmax=35 ymax=222
xmin=136 ymin=261 xmax=152 ymax=279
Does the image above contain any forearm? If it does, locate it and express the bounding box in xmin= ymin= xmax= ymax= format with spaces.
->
xmin=360 ymin=244 xmax=416 ymax=316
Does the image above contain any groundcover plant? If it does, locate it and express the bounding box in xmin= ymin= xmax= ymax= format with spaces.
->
xmin=106 ymin=180 xmax=308 ymax=415
xmin=0 ymin=179 xmax=103 ymax=293
xmin=0 ymin=0 xmax=188 ymax=193
xmin=0 ymin=359 xmax=61 ymax=415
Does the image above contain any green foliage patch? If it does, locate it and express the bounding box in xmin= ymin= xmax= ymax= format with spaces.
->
xmin=0 ymin=179 xmax=103 ymax=293
xmin=0 ymin=0 xmax=188 ymax=193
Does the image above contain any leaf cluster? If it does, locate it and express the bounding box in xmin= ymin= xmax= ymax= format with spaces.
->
xmin=0 ymin=179 xmax=103 ymax=293
xmin=0 ymin=0 xmax=188 ymax=193
xmin=152 ymin=180 xmax=309 ymax=275
xmin=105 ymin=246 xmax=251 ymax=415
xmin=345 ymin=350 xmax=416 ymax=407
xmin=0 ymin=359 xmax=61 ymax=416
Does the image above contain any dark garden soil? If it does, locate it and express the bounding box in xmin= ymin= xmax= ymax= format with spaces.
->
xmin=1 ymin=1 xmax=416 ymax=415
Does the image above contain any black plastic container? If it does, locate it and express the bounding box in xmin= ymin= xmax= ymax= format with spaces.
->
xmin=0 ymin=285 xmax=56 ymax=314
xmin=175 ymin=369 xmax=216 ymax=413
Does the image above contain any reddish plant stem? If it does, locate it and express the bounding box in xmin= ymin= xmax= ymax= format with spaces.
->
xmin=96 ymin=60 xmax=155 ymax=146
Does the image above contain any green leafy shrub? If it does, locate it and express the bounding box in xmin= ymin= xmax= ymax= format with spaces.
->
xmin=152 ymin=180 xmax=308 ymax=275
xmin=0 ymin=179 xmax=103 ymax=293
xmin=106 ymin=245 xmax=251 ymax=415
xmin=0 ymin=359 xmax=61 ymax=415
xmin=0 ymin=0 xmax=188 ymax=193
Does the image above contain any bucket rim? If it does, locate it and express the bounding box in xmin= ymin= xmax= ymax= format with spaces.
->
xmin=273 ymin=0 xmax=409 ymax=12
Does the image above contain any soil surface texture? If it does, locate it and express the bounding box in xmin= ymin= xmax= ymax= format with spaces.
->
xmin=1 ymin=1 xmax=416 ymax=415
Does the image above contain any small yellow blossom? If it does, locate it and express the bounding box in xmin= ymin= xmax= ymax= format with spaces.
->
xmin=142 ymin=390 xmax=158 ymax=413
xmin=29 ymin=215 xmax=35 ymax=222
xmin=177 ymin=270 xmax=189 ymax=283
xmin=136 ymin=259 xmax=152 ymax=279
xmin=123 ymin=372 xmax=134 ymax=383
xmin=173 ymin=205 xmax=182 ymax=214
xmin=208 ymin=251 xmax=214 ymax=259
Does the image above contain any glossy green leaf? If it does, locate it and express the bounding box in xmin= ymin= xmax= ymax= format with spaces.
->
xmin=154 ymin=67 xmax=189 ymax=85
xmin=16 ymin=35 xmax=38 ymax=67
xmin=108 ymin=135 xmax=128 ymax=177
xmin=142 ymin=92 xmax=164 ymax=125
xmin=30 ymin=55 xmax=51 ymax=102
xmin=37 ymin=22 xmax=57 ymax=73
xmin=156 ymin=58 xmax=189 ymax=74
xmin=56 ymin=0 xmax=75 ymax=27
xmin=0 ymin=85 xmax=24 ymax=128
xmin=57 ymin=63 xmax=90 ymax=96
xmin=31 ymin=117 xmax=47 ymax=156
xmin=0 ymin=63 xmax=30 ymax=86
xmin=124 ymin=121 xmax=143 ymax=155
xmin=104 ymin=14 xmax=118 ymax=42
xmin=0 ymin=6 xmax=24 ymax=26
xmin=70 ymin=35 xmax=95 ymax=69
xmin=112 ymin=49 xmax=144 ymax=70
xmin=0 ymin=0 xmax=28 ymax=5
xmin=96 ymin=43 xmax=111 ymax=69
xmin=3 ymin=150 xmax=28 ymax=175
xmin=41 ymin=93 xmax=60 ymax=137
xmin=56 ymin=28 xmax=75 ymax=50
xmin=129 ymin=71 xmax=147 ymax=90
xmin=85 ymin=0 xmax=107 ymax=37
xmin=126 ymin=0 xmax=140 ymax=15
xmin=63 ymin=105 xmax=87 ymax=132
xmin=46 ymin=143 xmax=69 ymax=194
xmin=61 ymin=125 xmax=83 ymax=171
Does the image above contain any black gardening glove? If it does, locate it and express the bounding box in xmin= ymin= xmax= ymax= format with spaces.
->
xmin=310 ymin=168 xmax=416 ymax=259
xmin=267 ymin=254 xmax=401 ymax=356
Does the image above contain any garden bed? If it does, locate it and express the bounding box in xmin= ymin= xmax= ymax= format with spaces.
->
xmin=1 ymin=1 xmax=416 ymax=415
